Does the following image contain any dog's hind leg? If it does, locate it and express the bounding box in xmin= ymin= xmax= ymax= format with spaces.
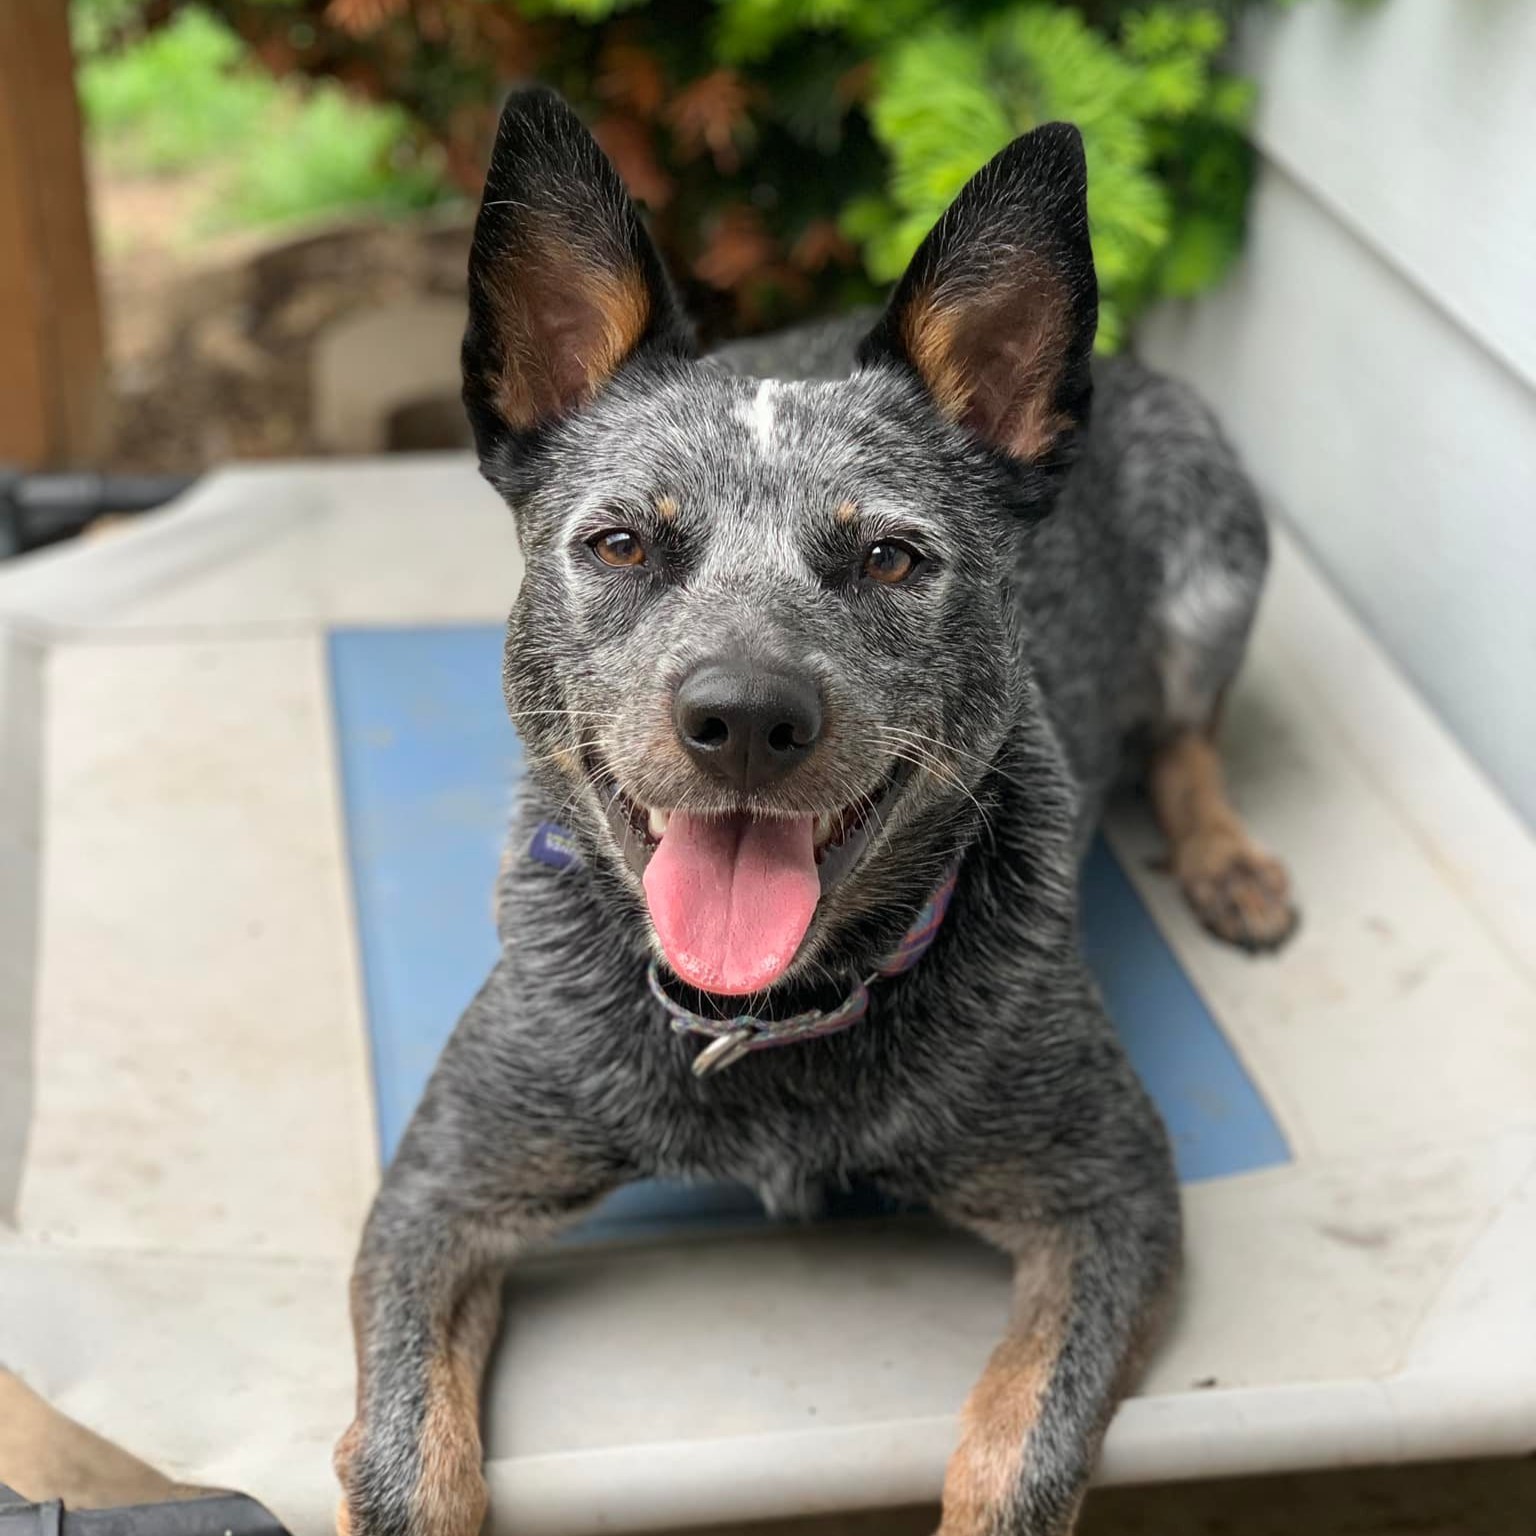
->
xmin=1150 ymin=722 xmax=1295 ymax=952
xmin=1150 ymin=522 xmax=1297 ymax=951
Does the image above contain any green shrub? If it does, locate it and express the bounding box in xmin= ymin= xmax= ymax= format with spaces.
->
xmin=848 ymin=4 xmax=1255 ymax=349
xmin=76 ymin=5 xmax=451 ymax=235
xmin=217 ymin=87 xmax=445 ymax=229
xmin=75 ymin=0 xmax=1327 ymax=345
xmin=78 ymin=9 xmax=276 ymax=174
xmin=72 ymin=0 xmax=144 ymax=55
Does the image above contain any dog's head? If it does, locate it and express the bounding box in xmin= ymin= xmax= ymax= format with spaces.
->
xmin=466 ymin=88 xmax=1095 ymax=997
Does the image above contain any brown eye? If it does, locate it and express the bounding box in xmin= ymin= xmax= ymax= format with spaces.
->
xmin=590 ymin=528 xmax=647 ymax=569
xmin=862 ymin=540 xmax=920 ymax=585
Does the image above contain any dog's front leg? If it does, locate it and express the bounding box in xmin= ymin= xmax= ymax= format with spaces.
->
xmin=336 ymin=1209 xmax=505 ymax=1536
xmin=337 ymin=1176 xmax=614 ymax=1536
xmin=931 ymin=1200 xmax=1177 ymax=1536
xmin=335 ymin=1036 xmax=622 ymax=1536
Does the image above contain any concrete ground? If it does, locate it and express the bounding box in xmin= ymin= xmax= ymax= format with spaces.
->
xmin=687 ymin=1457 xmax=1536 ymax=1535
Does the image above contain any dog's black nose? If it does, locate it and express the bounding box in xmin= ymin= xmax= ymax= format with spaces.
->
xmin=674 ymin=659 xmax=822 ymax=791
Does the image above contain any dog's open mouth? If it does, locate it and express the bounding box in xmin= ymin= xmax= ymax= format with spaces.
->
xmin=597 ymin=766 xmax=904 ymax=996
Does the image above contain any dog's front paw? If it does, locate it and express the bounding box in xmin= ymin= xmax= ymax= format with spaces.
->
xmin=335 ymin=1417 xmax=488 ymax=1536
xmin=1175 ymin=827 xmax=1297 ymax=952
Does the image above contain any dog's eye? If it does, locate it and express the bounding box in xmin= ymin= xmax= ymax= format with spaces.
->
xmin=861 ymin=540 xmax=921 ymax=585
xmin=589 ymin=528 xmax=647 ymax=569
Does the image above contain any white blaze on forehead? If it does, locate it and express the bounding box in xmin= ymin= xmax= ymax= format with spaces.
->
xmin=748 ymin=379 xmax=778 ymax=449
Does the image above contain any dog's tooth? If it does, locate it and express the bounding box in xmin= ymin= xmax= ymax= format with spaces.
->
xmin=814 ymin=813 xmax=834 ymax=845
xmin=648 ymin=807 xmax=670 ymax=841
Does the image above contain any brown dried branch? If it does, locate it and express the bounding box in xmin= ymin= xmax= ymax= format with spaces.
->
xmin=666 ymin=69 xmax=753 ymax=174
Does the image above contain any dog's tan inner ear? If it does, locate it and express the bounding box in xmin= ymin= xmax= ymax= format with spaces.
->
xmin=485 ymin=234 xmax=651 ymax=433
xmin=901 ymin=268 xmax=1074 ymax=462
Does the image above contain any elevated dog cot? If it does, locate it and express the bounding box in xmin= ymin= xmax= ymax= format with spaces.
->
xmin=2 ymin=458 xmax=1533 ymax=1534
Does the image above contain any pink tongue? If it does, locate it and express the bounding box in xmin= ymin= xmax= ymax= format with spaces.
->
xmin=643 ymin=811 xmax=820 ymax=995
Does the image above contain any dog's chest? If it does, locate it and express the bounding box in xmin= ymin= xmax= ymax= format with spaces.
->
xmin=614 ymin=1006 xmax=942 ymax=1212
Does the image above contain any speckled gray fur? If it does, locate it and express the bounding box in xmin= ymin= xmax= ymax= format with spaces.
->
xmin=339 ymin=88 xmax=1273 ymax=1536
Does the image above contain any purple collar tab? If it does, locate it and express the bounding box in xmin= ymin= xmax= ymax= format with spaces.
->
xmin=529 ymin=821 xmax=581 ymax=871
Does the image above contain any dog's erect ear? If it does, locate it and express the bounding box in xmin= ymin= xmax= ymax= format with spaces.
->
xmin=859 ymin=123 xmax=1097 ymax=465
xmin=462 ymin=87 xmax=693 ymax=451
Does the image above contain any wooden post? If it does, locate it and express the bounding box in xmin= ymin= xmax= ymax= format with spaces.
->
xmin=0 ymin=0 xmax=107 ymax=468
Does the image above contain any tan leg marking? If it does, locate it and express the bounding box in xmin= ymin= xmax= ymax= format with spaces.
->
xmin=1150 ymin=728 xmax=1296 ymax=952
xmin=335 ymin=1268 xmax=369 ymax=1536
xmin=411 ymin=1273 xmax=503 ymax=1536
xmin=335 ymin=1270 xmax=503 ymax=1536
xmin=937 ymin=1241 xmax=1074 ymax=1536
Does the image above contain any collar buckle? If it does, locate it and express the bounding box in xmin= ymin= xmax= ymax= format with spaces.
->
xmin=690 ymin=1027 xmax=757 ymax=1077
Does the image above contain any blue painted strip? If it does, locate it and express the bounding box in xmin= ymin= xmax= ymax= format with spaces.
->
xmin=329 ymin=627 xmax=518 ymax=1158
xmin=1078 ymin=839 xmax=1291 ymax=1180
xmin=329 ymin=624 xmax=1289 ymax=1232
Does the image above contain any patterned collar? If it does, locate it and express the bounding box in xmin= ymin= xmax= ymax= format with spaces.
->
xmin=529 ymin=821 xmax=958 ymax=1077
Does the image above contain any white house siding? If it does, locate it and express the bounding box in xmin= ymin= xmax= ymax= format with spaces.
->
xmin=1139 ymin=0 xmax=1536 ymax=826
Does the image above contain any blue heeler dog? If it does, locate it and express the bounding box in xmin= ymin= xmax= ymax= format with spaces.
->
xmin=335 ymin=87 xmax=1297 ymax=1536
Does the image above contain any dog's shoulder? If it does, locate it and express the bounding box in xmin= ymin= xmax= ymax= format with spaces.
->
xmin=1084 ymin=352 xmax=1241 ymax=461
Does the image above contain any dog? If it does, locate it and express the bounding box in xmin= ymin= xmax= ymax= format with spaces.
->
xmin=335 ymin=86 xmax=1296 ymax=1536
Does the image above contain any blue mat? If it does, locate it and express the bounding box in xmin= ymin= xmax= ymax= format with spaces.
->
xmin=330 ymin=625 xmax=1288 ymax=1228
